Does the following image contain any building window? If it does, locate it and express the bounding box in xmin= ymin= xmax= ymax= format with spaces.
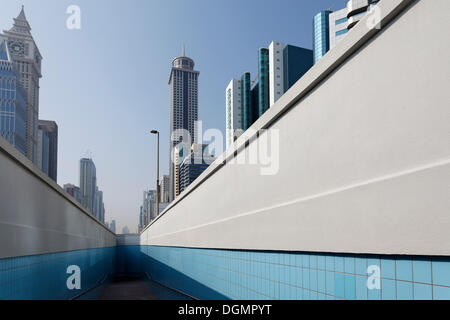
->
xmin=336 ymin=17 xmax=348 ymax=25
xmin=336 ymin=29 xmax=348 ymax=36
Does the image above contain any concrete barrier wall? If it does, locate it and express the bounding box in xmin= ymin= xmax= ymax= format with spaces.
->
xmin=141 ymin=0 xmax=450 ymax=256
xmin=0 ymin=137 xmax=116 ymax=259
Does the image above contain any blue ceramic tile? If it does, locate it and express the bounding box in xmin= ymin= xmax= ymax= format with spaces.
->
xmin=381 ymin=258 xmax=396 ymax=279
xmin=318 ymin=255 xmax=325 ymax=270
xmin=397 ymin=281 xmax=413 ymax=300
xmin=335 ymin=256 xmax=344 ymax=273
xmin=296 ymin=287 xmax=303 ymax=300
xmin=367 ymin=257 xmax=380 ymax=273
xmin=414 ymin=283 xmax=432 ymax=300
xmin=396 ymin=257 xmax=413 ymax=281
xmin=318 ymin=270 xmax=326 ymax=294
xmin=356 ymin=276 xmax=368 ymax=300
xmin=345 ymin=256 xmax=355 ymax=274
xmin=335 ymin=273 xmax=345 ymax=298
xmin=326 ymin=256 xmax=334 ymax=272
xmin=302 ymin=255 xmax=309 ymax=268
xmin=381 ymin=279 xmax=396 ymax=300
xmin=326 ymin=271 xmax=335 ymax=296
xmin=413 ymin=259 xmax=431 ymax=284
xmin=432 ymin=258 xmax=450 ymax=287
xmin=303 ymin=288 xmax=310 ymax=300
xmin=433 ymin=285 xmax=450 ymax=300
xmin=310 ymin=269 xmax=318 ymax=291
xmin=344 ymin=275 xmax=356 ymax=300
xmin=310 ymin=255 xmax=318 ymax=269
xmin=368 ymin=284 xmax=381 ymax=300
xmin=303 ymin=269 xmax=310 ymax=289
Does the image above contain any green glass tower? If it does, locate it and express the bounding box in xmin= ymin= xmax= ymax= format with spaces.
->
xmin=241 ymin=72 xmax=252 ymax=130
xmin=258 ymin=48 xmax=270 ymax=117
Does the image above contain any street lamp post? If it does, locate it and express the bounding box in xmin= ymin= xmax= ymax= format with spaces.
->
xmin=150 ymin=130 xmax=160 ymax=218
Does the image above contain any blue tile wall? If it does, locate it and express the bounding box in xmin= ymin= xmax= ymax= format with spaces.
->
xmin=140 ymin=246 xmax=450 ymax=300
xmin=1 ymin=245 xmax=450 ymax=300
xmin=0 ymin=247 xmax=115 ymax=300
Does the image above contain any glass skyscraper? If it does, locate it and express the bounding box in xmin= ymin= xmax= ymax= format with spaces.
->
xmin=241 ymin=72 xmax=252 ymax=131
xmin=2 ymin=7 xmax=43 ymax=164
xmin=258 ymin=48 xmax=270 ymax=117
xmin=313 ymin=11 xmax=331 ymax=64
xmin=37 ymin=120 xmax=58 ymax=182
xmin=179 ymin=144 xmax=215 ymax=195
xmin=0 ymin=37 xmax=27 ymax=156
xmin=80 ymin=158 xmax=97 ymax=214
xmin=168 ymin=47 xmax=199 ymax=202
xmin=283 ymin=45 xmax=313 ymax=92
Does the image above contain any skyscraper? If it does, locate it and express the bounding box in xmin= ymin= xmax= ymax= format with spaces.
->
xmin=258 ymin=48 xmax=270 ymax=117
xmin=37 ymin=127 xmax=49 ymax=175
xmin=93 ymin=187 xmax=104 ymax=222
xmin=313 ymin=10 xmax=331 ymax=64
xmin=159 ymin=174 xmax=170 ymax=203
xmin=179 ymin=144 xmax=216 ymax=194
xmin=0 ymin=37 xmax=27 ymax=156
xmin=268 ymin=41 xmax=313 ymax=106
xmin=80 ymin=158 xmax=97 ymax=213
xmin=269 ymin=41 xmax=285 ymax=107
xmin=173 ymin=145 xmax=188 ymax=199
xmin=110 ymin=220 xmax=116 ymax=233
xmin=241 ymin=72 xmax=252 ymax=131
xmin=64 ymin=183 xmax=81 ymax=203
xmin=313 ymin=1 xmax=381 ymax=64
xmin=2 ymin=7 xmax=42 ymax=163
xmin=282 ymin=45 xmax=313 ymax=92
xmin=329 ymin=8 xmax=349 ymax=49
xmin=168 ymin=46 xmax=199 ymax=202
xmin=37 ymin=120 xmax=57 ymax=182
xmin=225 ymin=79 xmax=242 ymax=149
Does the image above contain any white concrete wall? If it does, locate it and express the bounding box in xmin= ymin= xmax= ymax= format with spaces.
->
xmin=0 ymin=138 xmax=116 ymax=259
xmin=142 ymin=0 xmax=450 ymax=256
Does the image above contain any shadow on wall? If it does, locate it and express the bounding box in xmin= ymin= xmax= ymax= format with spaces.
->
xmin=116 ymin=245 xmax=229 ymax=300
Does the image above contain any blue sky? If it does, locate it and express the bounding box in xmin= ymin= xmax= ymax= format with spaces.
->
xmin=1 ymin=0 xmax=348 ymax=232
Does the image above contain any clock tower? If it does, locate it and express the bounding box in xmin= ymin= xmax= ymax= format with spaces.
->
xmin=3 ymin=6 xmax=42 ymax=164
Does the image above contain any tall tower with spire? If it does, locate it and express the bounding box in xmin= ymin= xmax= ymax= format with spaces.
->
xmin=168 ymin=46 xmax=199 ymax=201
xmin=2 ymin=6 xmax=42 ymax=163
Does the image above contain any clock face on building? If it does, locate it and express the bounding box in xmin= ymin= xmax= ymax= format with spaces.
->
xmin=8 ymin=41 xmax=25 ymax=57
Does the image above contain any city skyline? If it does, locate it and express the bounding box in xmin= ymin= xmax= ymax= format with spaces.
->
xmin=0 ymin=0 xmax=348 ymax=233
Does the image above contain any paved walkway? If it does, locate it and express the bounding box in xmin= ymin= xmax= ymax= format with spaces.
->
xmin=97 ymin=274 xmax=191 ymax=300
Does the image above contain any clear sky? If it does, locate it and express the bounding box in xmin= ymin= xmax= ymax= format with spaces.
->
xmin=1 ymin=0 xmax=348 ymax=233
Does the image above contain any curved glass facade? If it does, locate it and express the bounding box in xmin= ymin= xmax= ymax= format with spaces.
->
xmin=313 ymin=11 xmax=331 ymax=64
